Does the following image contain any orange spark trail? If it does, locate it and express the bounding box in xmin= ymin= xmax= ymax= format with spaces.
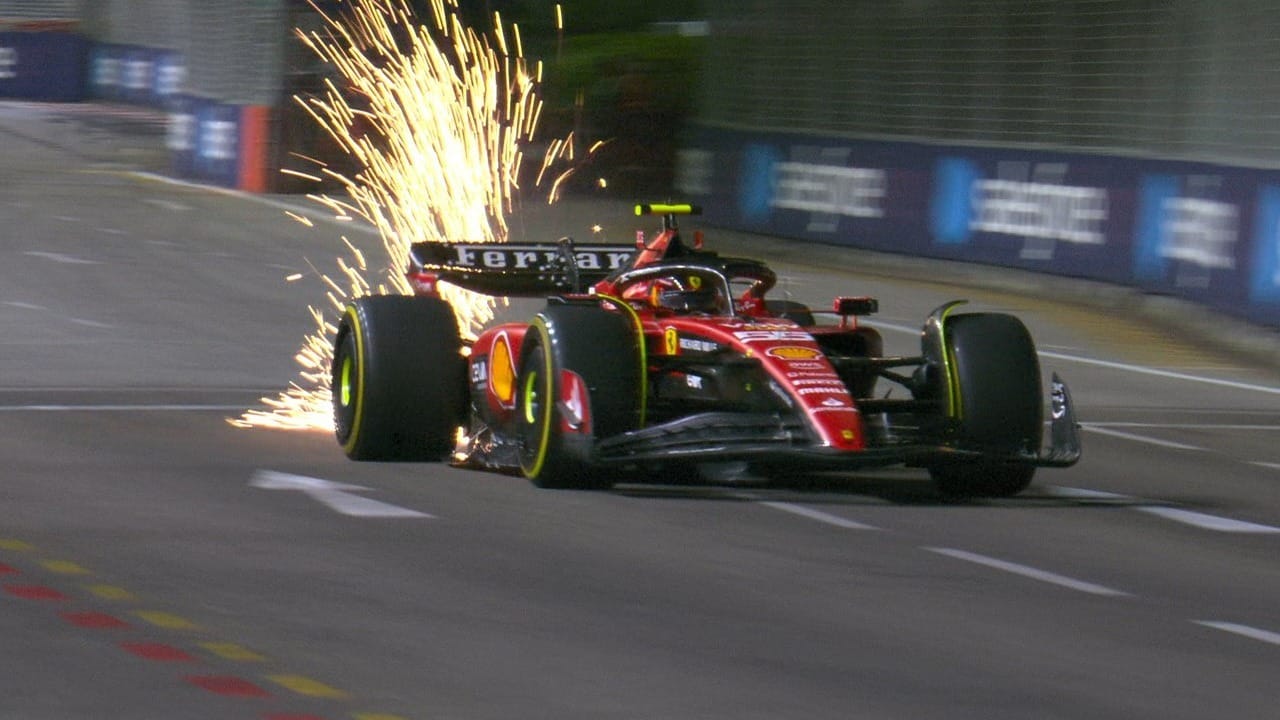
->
xmin=231 ymin=0 xmax=547 ymax=431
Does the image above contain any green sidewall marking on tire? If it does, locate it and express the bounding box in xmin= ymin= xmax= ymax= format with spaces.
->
xmin=520 ymin=318 xmax=555 ymax=479
xmin=340 ymin=305 xmax=367 ymax=455
xmin=340 ymin=356 xmax=353 ymax=407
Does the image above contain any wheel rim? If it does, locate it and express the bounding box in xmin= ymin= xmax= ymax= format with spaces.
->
xmin=332 ymin=331 xmax=359 ymax=445
xmin=339 ymin=355 xmax=354 ymax=408
xmin=517 ymin=345 xmax=552 ymax=476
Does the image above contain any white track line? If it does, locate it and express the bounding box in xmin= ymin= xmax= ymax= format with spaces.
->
xmin=729 ymin=492 xmax=878 ymax=530
xmin=1137 ymin=508 xmax=1280 ymax=534
xmin=1048 ymin=487 xmax=1280 ymax=534
xmin=23 ymin=250 xmax=100 ymax=265
xmin=1089 ymin=422 xmax=1280 ymax=431
xmin=873 ymin=321 xmax=1280 ymax=395
xmin=923 ymin=547 xmax=1129 ymax=597
xmin=1081 ymin=424 xmax=1206 ymax=451
xmin=755 ymin=501 xmax=878 ymax=530
xmin=1193 ymin=621 xmax=1280 ymax=646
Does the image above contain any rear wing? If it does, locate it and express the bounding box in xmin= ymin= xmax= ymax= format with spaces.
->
xmin=408 ymin=240 xmax=637 ymax=296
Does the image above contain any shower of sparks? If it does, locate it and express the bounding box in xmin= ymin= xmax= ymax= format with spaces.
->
xmin=232 ymin=0 xmax=565 ymax=431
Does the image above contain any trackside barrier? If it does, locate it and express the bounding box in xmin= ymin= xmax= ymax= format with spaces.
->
xmin=0 ymin=31 xmax=87 ymax=101
xmin=88 ymin=41 xmax=270 ymax=192
xmin=166 ymin=93 xmax=272 ymax=191
xmin=677 ymin=125 xmax=1280 ymax=330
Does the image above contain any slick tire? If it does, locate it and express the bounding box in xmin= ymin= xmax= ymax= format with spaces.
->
xmin=516 ymin=303 xmax=642 ymax=490
xmin=332 ymin=295 xmax=466 ymax=461
xmin=929 ymin=313 xmax=1042 ymax=498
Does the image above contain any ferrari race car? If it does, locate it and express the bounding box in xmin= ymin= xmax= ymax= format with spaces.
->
xmin=330 ymin=204 xmax=1080 ymax=497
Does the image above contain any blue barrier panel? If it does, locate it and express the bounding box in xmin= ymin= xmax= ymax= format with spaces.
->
xmin=166 ymin=94 xmax=200 ymax=179
xmin=88 ymin=43 xmax=124 ymax=101
xmin=192 ymin=101 xmax=241 ymax=188
xmin=152 ymin=50 xmax=185 ymax=108
xmin=682 ymin=124 xmax=1280 ymax=329
xmin=0 ymin=32 xmax=88 ymax=101
xmin=120 ymin=46 xmax=156 ymax=105
xmin=1246 ymin=184 xmax=1280 ymax=326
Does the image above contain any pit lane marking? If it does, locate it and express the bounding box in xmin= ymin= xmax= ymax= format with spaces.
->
xmin=1048 ymin=486 xmax=1280 ymax=534
xmin=924 ymin=547 xmax=1130 ymax=597
xmin=1193 ymin=621 xmax=1280 ymax=647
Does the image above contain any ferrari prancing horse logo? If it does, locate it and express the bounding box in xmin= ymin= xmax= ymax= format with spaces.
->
xmin=664 ymin=327 xmax=679 ymax=355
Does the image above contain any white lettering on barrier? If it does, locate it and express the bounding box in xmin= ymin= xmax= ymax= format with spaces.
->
xmin=971 ymin=179 xmax=1108 ymax=245
xmin=199 ymin=119 xmax=237 ymax=161
xmin=167 ymin=112 xmax=194 ymax=151
xmin=772 ymin=162 xmax=886 ymax=220
xmin=1160 ymin=197 xmax=1237 ymax=270
xmin=675 ymin=149 xmax=712 ymax=196
xmin=95 ymin=56 xmax=120 ymax=87
xmin=156 ymin=62 xmax=184 ymax=96
xmin=0 ymin=47 xmax=16 ymax=80
xmin=125 ymin=59 xmax=151 ymax=91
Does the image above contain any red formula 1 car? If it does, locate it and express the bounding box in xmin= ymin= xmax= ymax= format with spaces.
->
xmin=330 ymin=204 xmax=1080 ymax=497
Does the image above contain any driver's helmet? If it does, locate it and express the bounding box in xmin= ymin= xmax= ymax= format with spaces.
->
xmin=648 ymin=273 xmax=728 ymax=314
xmin=655 ymin=286 xmax=724 ymax=313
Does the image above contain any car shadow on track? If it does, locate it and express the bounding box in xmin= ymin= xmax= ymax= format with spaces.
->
xmin=610 ymin=468 xmax=1158 ymax=510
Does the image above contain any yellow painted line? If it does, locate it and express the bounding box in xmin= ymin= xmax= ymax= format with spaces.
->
xmin=266 ymin=674 xmax=348 ymax=699
xmin=133 ymin=611 xmax=200 ymax=630
xmin=199 ymin=642 xmax=266 ymax=663
xmin=0 ymin=539 xmax=34 ymax=552
xmin=87 ymin=584 xmax=137 ymax=601
xmin=41 ymin=560 xmax=90 ymax=575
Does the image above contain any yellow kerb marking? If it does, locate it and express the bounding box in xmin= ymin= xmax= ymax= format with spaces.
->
xmin=200 ymin=642 xmax=267 ymax=663
xmin=267 ymin=674 xmax=349 ymax=699
xmin=0 ymin=539 xmax=34 ymax=552
xmin=41 ymin=560 xmax=90 ymax=575
xmin=134 ymin=611 xmax=200 ymax=630
xmin=88 ymin=585 xmax=136 ymax=601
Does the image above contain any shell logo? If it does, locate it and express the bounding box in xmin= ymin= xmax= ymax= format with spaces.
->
xmin=767 ymin=346 xmax=821 ymax=360
xmin=489 ymin=332 xmax=517 ymax=407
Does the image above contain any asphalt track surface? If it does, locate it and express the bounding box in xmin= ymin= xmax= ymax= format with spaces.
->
xmin=2 ymin=102 xmax=1279 ymax=719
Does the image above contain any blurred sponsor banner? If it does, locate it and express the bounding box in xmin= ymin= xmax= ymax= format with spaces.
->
xmin=680 ymin=125 xmax=1280 ymax=328
xmin=89 ymin=42 xmax=185 ymax=108
xmin=0 ymin=31 xmax=87 ymax=101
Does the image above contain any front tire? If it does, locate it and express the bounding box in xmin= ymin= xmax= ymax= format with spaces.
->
xmin=928 ymin=313 xmax=1042 ymax=497
xmin=516 ymin=303 xmax=642 ymax=489
xmin=332 ymin=295 xmax=466 ymax=461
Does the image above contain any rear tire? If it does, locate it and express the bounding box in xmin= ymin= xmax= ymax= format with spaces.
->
xmin=928 ymin=313 xmax=1042 ymax=497
xmin=332 ymin=295 xmax=466 ymax=461
xmin=516 ymin=303 xmax=642 ymax=489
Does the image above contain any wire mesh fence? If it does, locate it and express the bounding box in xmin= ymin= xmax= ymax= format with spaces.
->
xmin=698 ymin=0 xmax=1280 ymax=168
xmin=69 ymin=0 xmax=288 ymax=106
